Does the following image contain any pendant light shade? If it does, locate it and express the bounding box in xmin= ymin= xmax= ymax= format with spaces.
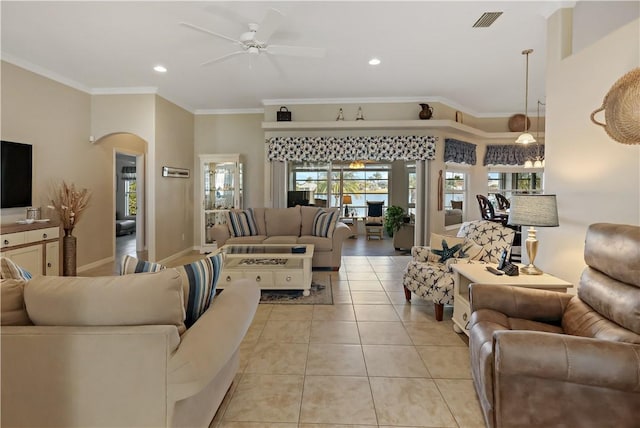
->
xmin=516 ymin=132 xmax=536 ymax=144
xmin=516 ymin=49 xmax=536 ymax=145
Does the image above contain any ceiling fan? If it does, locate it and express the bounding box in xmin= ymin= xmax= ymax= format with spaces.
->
xmin=180 ymin=8 xmax=327 ymax=66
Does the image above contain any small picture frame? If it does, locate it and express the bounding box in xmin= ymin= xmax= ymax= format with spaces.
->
xmin=162 ymin=166 xmax=190 ymax=178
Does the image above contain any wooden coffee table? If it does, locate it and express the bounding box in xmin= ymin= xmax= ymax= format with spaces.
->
xmin=219 ymin=244 xmax=314 ymax=296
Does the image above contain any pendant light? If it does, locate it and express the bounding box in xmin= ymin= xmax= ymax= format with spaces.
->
xmin=533 ymin=100 xmax=545 ymax=167
xmin=525 ymin=100 xmax=545 ymax=168
xmin=515 ymin=49 xmax=536 ymax=145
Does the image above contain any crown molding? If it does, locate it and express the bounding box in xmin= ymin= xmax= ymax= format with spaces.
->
xmin=1 ymin=52 xmax=92 ymax=94
xmin=3 ymin=53 xmax=526 ymax=118
xmin=194 ymin=108 xmax=264 ymax=115
xmin=91 ymin=87 xmax=158 ymax=95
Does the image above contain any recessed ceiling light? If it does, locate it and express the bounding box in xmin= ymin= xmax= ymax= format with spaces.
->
xmin=154 ymin=65 xmax=167 ymax=73
xmin=368 ymin=58 xmax=381 ymax=66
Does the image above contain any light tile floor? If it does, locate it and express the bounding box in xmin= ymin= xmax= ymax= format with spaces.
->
xmin=210 ymin=255 xmax=485 ymax=428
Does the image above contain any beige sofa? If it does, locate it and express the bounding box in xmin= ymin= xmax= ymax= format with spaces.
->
xmin=211 ymin=206 xmax=351 ymax=270
xmin=468 ymin=223 xmax=640 ymax=428
xmin=1 ymin=269 xmax=259 ymax=428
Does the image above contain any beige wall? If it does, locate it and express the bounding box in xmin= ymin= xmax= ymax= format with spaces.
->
xmin=1 ymin=61 xmax=109 ymax=268
xmin=539 ymin=14 xmax=640 ymax=287
xmin=154 ymin=96 xmax=195 ymax=261
xmin=2 ymin=62 xmax=198 ymax=268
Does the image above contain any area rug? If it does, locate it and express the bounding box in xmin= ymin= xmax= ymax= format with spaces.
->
xmin=259 ymin=273 xmax=333 ymax=305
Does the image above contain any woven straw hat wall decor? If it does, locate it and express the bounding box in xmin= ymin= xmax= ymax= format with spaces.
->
xmin=590 ymin=67 xmax=640 ymax=145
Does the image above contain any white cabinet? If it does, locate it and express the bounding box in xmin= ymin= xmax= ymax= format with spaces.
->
xmin=199 ymin=154 xmax=243 ymax=253
xmin=1 ymin=224 xmax=62 ymax=277
xmin=3 ymin=245 xmax=43 ymax=276
xmin=45 ymin=241 xmax=60 ymax=276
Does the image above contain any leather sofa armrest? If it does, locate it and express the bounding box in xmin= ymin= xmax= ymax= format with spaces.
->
xmin=210 ymin=224 xmax=231 ymax=247
xmin=168 ymin=279 xmax=259 ymax=401
xmin=470 ymin=283 xmax=573 ymax=323
xmin=494 ymin=330 xmax=640 ymax=392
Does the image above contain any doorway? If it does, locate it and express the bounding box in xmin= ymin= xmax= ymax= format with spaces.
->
xmin=115 ymin=152 xmax=145 ymax=266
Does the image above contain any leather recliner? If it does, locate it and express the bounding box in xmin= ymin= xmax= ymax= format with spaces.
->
xmin=468 ymin=223 xmax=640 ymax=428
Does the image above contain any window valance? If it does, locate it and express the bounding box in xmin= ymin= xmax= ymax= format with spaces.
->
xmin=267 ymin=136 xmax=437 ymax=162
xmin=121 ymin=166 xmax=136 ymax=180
xmin=484 ymin=144 xmax=545 ymax=166
xmin=444 ymin=138 xmax=477 ymax=165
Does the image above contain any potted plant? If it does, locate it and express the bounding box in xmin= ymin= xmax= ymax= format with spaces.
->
xmin=384 ymin=205 xmax=406 ymax=237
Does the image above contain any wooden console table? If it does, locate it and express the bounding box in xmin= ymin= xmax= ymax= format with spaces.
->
xmin=1 ymin=221 xmax=62 ymax=276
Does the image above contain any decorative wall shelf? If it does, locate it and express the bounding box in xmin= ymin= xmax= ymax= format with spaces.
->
xmin=262 ymin=119 xmax=544 ymax=140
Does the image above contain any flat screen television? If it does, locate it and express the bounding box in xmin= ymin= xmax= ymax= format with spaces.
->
xmin=1 ymin=141 xmax=33 ymax=209
xmin=287 ymin=190 xmax=311 ymax=207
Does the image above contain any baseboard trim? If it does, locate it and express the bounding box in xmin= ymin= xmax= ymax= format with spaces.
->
xmin=157 ymin=247 xmax=197 ymax=265
xmin=78 ymin=256 xmax=114 ymax=273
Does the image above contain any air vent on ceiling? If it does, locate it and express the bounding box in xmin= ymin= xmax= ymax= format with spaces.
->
xmin=472 ymin=12 xmax=503 ymax=28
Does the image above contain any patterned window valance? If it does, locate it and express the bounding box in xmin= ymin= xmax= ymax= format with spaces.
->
xmin=484 ymin=144 xmax=545 ymax=166
xmin=267 ymin=136 xmax=437 ymax=162
xmin=121 ymin=166 xmax=136 ymax=180
xmin=444 ymin=138 xmax=477 ymax=165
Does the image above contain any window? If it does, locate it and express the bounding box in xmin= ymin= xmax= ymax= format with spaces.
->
xmin=444 ymin=170 xmax=466 ymax=209
xmin=487 ymin=171 xmax=544 ymax=203
xmin=124 ymin=180 xmax=137 ymax=216
xmin=407 ymin=164 xmax=416 ymax=216
xmin=289 ymin=162 xmax=390 ymax=217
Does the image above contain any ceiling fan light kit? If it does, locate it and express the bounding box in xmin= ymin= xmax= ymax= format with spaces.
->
xmin=180 ymin=8 xmax=327 ymax=66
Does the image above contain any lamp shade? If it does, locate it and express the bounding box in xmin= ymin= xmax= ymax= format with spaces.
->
xmin=342 ymin=195 xmax=353 ymax=204
xmin=515 ymin=132 xmax=536 ymax=144
xmin=508 ymin=194 xmax=559 ymax=227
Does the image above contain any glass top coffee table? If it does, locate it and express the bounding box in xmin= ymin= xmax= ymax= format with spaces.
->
xmin=219 ymin=244 xmax=315 ymax=296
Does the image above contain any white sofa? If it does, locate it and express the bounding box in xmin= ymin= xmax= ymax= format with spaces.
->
xmin=211 ymin=206 xmax=351 ymax=270
xmin=1 ymin=269 xmax=259 ymax=428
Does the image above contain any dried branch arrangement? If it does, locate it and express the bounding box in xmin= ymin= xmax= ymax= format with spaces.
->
xmin=49 ymin=181 xmax=92 ymax=232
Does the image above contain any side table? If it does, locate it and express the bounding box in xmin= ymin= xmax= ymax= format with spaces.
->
xmin=339 ymin=216 xmax=363 ymax=238
xmin=451 ymin=262 xmax=572 ymax=336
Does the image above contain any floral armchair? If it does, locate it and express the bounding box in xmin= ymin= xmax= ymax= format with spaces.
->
xmin=402 ymin=220 xmax=515 ymax=321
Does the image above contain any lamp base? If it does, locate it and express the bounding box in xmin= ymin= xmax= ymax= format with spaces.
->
xmin=520 ymin=264 xmax=543 ymax=275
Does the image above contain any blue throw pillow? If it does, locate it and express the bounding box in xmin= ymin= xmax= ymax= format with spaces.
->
xmin=226 ymin=209 xmax=258 ymax=237
xmin=121 ymin=253 xmax=223 ymax=328
xmin=0 ymin=257 xmax=32 ymax=281
xmin=312 ymin=209 xmax=338 ymax=237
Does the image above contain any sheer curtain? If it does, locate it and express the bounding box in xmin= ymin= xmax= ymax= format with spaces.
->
xmin=270 ymin=161 xmax=287 ymax=208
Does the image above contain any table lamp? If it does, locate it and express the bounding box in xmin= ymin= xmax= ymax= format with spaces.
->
xmin=507 ymin=194 xmax=559 ymax=275
xmin=342 ymin=195 xmax=353 ymax=217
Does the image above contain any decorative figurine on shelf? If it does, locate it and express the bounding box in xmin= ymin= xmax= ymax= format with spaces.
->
xmin=336 ymin=108 xmax=345 ymax=121
xmin=419 ymin=103 xmax=433 ymax=120
xmin=356 ymin=106 xmax=365 ymax=120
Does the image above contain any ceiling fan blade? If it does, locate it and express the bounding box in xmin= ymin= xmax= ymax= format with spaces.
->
xmin=254 ymin=8 xmax=284 ymax=43
xmin=179 ymin=22 xmax=241 ymax=45
xmin=201 ymin=51 xmax=245 ymax=66
xmin=266 ymin=45 xmax=327 ymax=58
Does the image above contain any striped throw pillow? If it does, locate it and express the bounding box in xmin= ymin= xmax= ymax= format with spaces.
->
xmin=120 ymin=253 xmax=223 ymax=328
xmin=120 ymin=256 xmax=164 ymax=274
xmin=226 ymin=209 xmax=258 ymax=237
xmin=312 ymin=209 xmax=338 ymax=237
xmin=0 ymin=257 xmax=32 ymax=281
